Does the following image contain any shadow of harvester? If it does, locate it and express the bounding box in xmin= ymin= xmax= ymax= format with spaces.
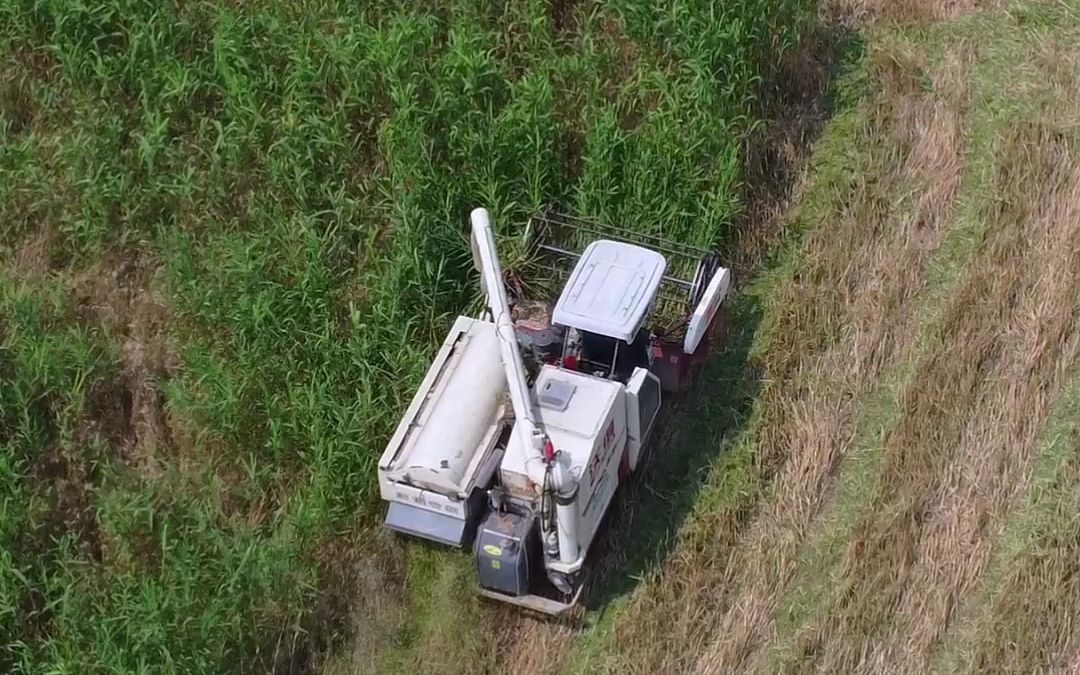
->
xmin=580 ymin=294 xmax=764 ymax=611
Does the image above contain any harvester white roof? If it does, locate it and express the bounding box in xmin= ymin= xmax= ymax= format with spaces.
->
xmin=551 ymin=240 xmax=666 ymax=342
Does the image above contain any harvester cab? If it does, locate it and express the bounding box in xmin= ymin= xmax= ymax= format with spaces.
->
xmin=377 ymin=207 xmax=731 ymax=615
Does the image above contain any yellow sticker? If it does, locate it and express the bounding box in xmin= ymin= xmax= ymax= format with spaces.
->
xmin=483 ymin=544 xmax=502 ymax=557
xmin=491 ymin=560 xmax=501 ymax=570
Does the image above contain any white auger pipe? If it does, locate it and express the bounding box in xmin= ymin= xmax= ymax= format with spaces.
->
xmin=470 ymin=208 xmax=546 ymax=480
xmin=470 ymin=208 xmax=579 ymax=564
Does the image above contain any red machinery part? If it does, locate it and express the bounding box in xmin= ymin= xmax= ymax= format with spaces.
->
xmin=651 ymin=309 xmax=721 ymax=392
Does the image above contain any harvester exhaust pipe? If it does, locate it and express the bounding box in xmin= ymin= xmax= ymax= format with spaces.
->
xmin=470 ymin=208 xmax=580 ymax=565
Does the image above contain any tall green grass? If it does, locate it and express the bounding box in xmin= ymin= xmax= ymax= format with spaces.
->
xmin=1 ymin=0 xmax=812 ymax=670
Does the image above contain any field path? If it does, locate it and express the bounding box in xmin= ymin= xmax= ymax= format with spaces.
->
xmin=693 ymin=38 xmax=974 ymax=675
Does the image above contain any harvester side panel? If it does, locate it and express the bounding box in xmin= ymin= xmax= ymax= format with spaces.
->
xmin=378 ymin=316 xmax=509 ymax=547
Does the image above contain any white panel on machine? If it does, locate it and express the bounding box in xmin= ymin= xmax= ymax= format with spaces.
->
xmin=379 ymin=316 xmax=507 ymax=501
xmin=501 ymin=367 xmax=620 ymax=495
xmin=552 ymin=240 xmax=666 ymax=342
xmin=684 ymin=267 xmax=731 ymax=355
xmin=500 ymin=365 xmax=627 ymax=559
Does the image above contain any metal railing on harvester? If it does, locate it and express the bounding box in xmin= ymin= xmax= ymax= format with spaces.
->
xmin=518 ymin=209 xmax=721 ymax=339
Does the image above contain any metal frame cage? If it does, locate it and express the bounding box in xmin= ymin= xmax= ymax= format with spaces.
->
xmin=520 ymin=209 xmax=721 ymax=337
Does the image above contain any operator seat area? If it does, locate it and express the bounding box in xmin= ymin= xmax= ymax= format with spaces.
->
xmin=579 ymin=328 xmax=651 ymax=382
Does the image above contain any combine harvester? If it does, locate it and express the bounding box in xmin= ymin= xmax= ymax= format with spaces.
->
xmin=377 ymin=207 xmax=731 ymax=614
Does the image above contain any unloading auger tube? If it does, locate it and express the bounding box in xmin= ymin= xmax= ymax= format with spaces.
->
xmin=469 ymin=208 xmax=580 ymax=565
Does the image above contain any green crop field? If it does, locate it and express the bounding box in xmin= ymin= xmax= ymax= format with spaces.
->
xmin=0 ymin=1 xmax=811 ymax=672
